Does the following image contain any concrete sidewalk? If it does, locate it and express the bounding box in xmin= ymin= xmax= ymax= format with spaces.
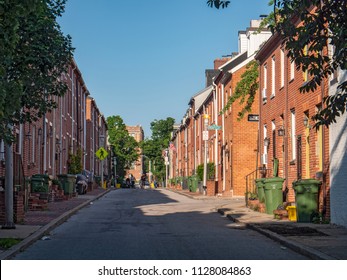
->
xmin=1 ymin=187 xmax=347 ymax=260
xmin=172 ymin=189 xmax=347 ymax=260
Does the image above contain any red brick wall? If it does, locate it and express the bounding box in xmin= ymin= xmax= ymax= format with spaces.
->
xmin=0 ymin=192 xmax=25 ymax=224
xmin=223 ymin=60 xmax=259 ymax=196
xmin=257 ymin=36 xmax=330 ymax=214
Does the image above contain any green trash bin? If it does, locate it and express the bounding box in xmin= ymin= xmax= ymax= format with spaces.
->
xmin=190 ymin=175 xmax=198 ymax=193
xmin=263 ymin=177 xmax=285 ymax=214
xmin=187 ymin=176 xmax=192 ymax=191
xmin=255 ymin=178 xmax=265 ymax=203
xmin=31 ymin=174 xmax=50 ymax=193
xmin=58 ymin=174 xmax=76 ymax=195
xmin=31 ymin=177 xmax=46 ymax=193
xmin=293 ymin=179 xmax=321 ymax=222
xmin=95 ymin=176 xmax=101 ymax=187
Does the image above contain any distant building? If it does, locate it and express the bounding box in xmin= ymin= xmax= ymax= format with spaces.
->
xmin=126 ymin=125 xmax=144 ymax=180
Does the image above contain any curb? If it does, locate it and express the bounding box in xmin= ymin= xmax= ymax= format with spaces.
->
xmin=218 ymin=209 xmax=336 ymax=260
xmin=0 ymin=189 xmax=111 ymax=260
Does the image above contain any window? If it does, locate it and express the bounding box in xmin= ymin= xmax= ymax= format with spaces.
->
xmin=263 ymin=124 xmax=268 ymax=159
xmin=271 ymin=56 xmax=275 ymax=97
xmin=0 ymin=140 xmax=4 ymax=161
xmin=304 ymin=112 xmax=310 ymax=178
xmin=316 ymin=106 xmax=323 ymax=171
xmin=330 ymin=44 xmax=338 ymax=84
xmin=303 ymin=45 xmax=308 ymax=82
xmin=291 ymin=110 xmax=296 ymax=160
xmin=290 ymin=59 xmax=295 ymax=81
xmin=32 ymin=126 xmax=36 ymax=163
xmin=264 ymin=64 xmax=267 ymax=89
xmin=272 ymin=120 xmax=276 ymax=158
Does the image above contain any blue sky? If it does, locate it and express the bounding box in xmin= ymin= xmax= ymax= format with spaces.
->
xmin=59 ymin=0 xmax=272 ymax=138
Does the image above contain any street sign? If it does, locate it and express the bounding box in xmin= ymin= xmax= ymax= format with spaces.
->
xmin=248 ymin=114 xmax=259 ymax=122
xmin=203 ymin=131 xmax=209 ymax=141
xmin=96 ymin=147 xmax=108 ymax=160
xmin=208 ymin=124 xmax=222 ymax=130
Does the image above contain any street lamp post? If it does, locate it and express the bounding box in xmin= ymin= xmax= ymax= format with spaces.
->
xmin=203 ymin=114 xmax=210 ymax=195
xmin=113 ymin=156 xmax=117 ymax=187
xmin=165 ymin=149 xmax=169 ymax=188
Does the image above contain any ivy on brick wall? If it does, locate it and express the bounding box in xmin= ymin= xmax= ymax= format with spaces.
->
xmin=220 ymin=60 xmax=259 ymax=120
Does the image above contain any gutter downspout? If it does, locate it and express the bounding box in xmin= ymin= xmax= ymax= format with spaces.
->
xmin=221 ymin=83 xmax=226 ymax=192
xmin=321 ymin=70 xmax=327 ymax=217
xmin=212 ymin=83 xmax=218 ymax=183
xmin=284 ymin=52 xmax=289 ymax=197
xmin=42 ymin=114 xmax=47 ymax=173
xmin=60 ymin=96 xmax=63 ymax=174
xmin=71 ymin=65 xmax=76 ymax=153
xmin=52 ymin=99 xmax=56 ymax=177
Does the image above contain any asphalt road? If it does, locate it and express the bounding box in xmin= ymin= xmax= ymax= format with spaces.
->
xmin=13 ymin=188 xmax=308 ymax=260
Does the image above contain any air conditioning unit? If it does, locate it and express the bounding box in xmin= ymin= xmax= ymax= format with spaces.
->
xmin=261 ymin=154 xmax=268 ymax=165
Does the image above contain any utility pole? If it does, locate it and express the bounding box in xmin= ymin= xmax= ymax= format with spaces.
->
xmin=2 ymin=132 xmax=15 ymax=229
xmin=99 ymin=135 xmax=105 ymax=189
xmin=164 ymin=149 xmax=169 ymax=188
xmin=203 ymin=114 xmax=210 ymax=195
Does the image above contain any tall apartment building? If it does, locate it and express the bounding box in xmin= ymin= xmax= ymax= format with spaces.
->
xmin=126 ymin=125 xmax=144 ymax=180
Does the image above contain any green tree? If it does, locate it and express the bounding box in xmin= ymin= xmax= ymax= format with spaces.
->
xmin=107 ymin=115 xmax=139 ymax=179
xmin=221 ymin=60 xmax=259 ymax=120
xmin=270 ymin=0 xmax=347 ymax=126
xmin=0 ymin=0 xmax=74 ymax=143
xmin=68 ymin=148 xmax=83 ymax=174
xmin=0 ymin=0 xmax=73 ymax=228
xmin=209 ymin=0 xmax=347 ymax=127
xmin=140 ymin=117 xmax=175 ymax=181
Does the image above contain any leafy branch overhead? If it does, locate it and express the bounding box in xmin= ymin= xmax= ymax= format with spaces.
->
xmin=0 ymin=0 xmax=74 ymax=143
xmin=220 ymin=61 xmax=259 ymax=120
xmin=270 ymin=0 xmax=347 ymax=126
xmin=206 ymin=0 xmax=230 ymax=9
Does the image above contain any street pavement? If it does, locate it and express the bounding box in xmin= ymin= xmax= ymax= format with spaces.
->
xmin=1 ymin=187 xmax=347 ymax=260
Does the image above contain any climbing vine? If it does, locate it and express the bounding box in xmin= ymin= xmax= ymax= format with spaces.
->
xmin=220 ymin=60 xmax=259 ymax=120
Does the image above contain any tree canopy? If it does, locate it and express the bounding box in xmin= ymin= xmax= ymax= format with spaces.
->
xmin=107 ymin=115 xmax=139 ymax=179
xmin=140 ymin=117 xmax=175 ymax=181
xmin=0 ymin=0 xmax=73 ymax=143
xmin=270 ymin=0 xmax=347 ymax=126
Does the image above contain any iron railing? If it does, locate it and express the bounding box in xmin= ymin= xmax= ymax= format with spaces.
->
xmin=245 ymin=167 xmax=272 ymax=206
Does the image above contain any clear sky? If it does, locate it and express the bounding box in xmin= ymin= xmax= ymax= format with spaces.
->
xmin=59 ymin=0 xmax=272 ymax=138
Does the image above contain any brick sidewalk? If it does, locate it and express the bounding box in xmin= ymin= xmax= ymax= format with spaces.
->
xmin=24 ymin=188 xmax=108 ymax=226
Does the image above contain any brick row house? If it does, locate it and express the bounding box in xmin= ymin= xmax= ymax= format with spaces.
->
xmin=169 ymin=17 xmax=346 ymax=227
xmin=255 ymin=32 xmax=330 ymax=212
xmin=0 ymin=59 xmax=108 ymax=223
xmin=170 ymin=19 xmax=271 ymax=196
